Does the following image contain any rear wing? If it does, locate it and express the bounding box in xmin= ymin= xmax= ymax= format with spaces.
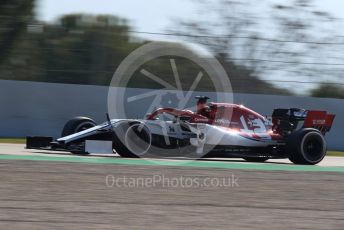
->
xmin=304 ymin=110 xmax=336 ymax=133
xmin=272 ymin=108 xmax=335 ymax=135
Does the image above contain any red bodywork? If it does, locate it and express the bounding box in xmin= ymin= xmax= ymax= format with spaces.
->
xmin=147 ymin=103 xmax=335 ymax=142
xmin=303 ymin=110 xmax=336 ymax=133
xmin=147 ymin=103 xmax=282 ymax=141
xmin=147 ymin=103 xmax=263 ymax=128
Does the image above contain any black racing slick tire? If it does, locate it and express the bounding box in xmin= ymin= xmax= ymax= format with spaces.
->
xmin=61 ymin=117 xmax=96 ymax=155
xmin=113 ymin=122 xmax=152 ymax=158
xmin=287 ymin=128 xmax=327 ymax=165
xmin=61 ymin=117 xmax=96 ymax=137
xmin=112 ymin=134 xmax=139 ymax=158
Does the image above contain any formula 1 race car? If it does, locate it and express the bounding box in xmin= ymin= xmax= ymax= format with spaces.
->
xmin=26 ymin=96 xmax=335 ymax=165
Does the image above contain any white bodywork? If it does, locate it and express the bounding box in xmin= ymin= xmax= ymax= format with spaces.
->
xmin=57 ymin=118 xmax=280 ymax=154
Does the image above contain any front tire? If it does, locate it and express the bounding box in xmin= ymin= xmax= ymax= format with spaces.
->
xmin=113 ymin=122 xmax=152 ymax=158
xmin=61 ymin=117 xmax=96 ymax=155
xmin=61 ymin=117 xmax=96 ymax=137
xmin=287 ymin=129 xmax=327 ymax=165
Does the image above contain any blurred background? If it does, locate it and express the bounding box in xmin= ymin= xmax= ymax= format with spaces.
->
xmin=1 ymin=0 xmax=344 ymax=97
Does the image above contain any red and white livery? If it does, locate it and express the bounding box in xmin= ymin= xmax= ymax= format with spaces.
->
xmin=27 ymin=96 xmax=335 ymax=165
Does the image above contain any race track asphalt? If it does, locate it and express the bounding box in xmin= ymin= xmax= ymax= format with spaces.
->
xmin=0 ymin=143 xmax=343 ymax=229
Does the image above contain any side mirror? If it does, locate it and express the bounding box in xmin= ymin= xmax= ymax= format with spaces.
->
xmin=146 ymin=113 xmax=159 ymax=120
xmin=106 ymin=113 xmax=111 ymax=125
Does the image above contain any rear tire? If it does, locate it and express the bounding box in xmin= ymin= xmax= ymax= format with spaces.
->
xmin=287 ymin=129 xmax=327 ymax=165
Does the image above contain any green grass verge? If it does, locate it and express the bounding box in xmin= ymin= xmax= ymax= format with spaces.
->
xmin=0 ymin=138 xmax=26 ymax=144
xmin=0 ymin=138 xmax=343 ymax=156
xmin=327 ymin=151 xmax=344 ymax=157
